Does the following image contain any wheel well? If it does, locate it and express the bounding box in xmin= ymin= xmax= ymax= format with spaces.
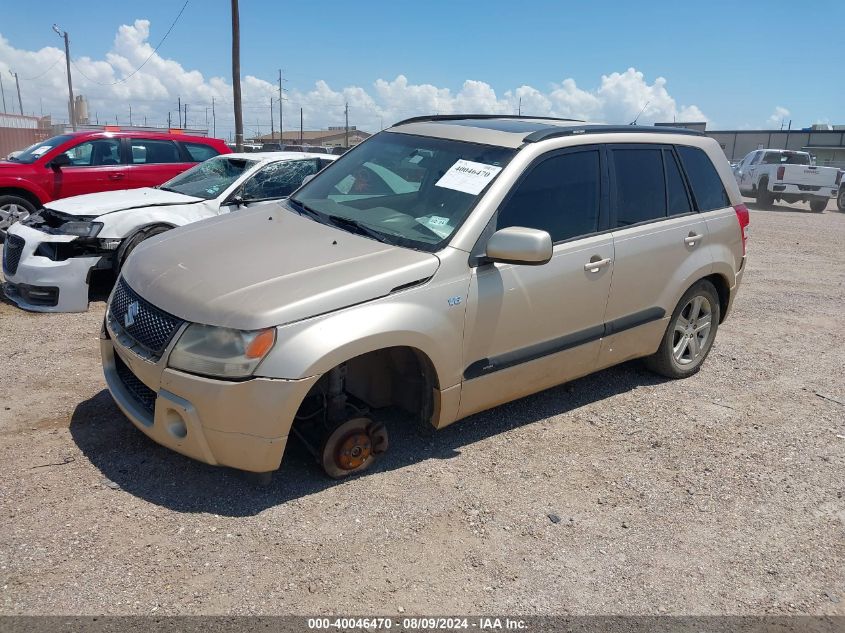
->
xmin=703 ymin=273 xmax=730 ymax=323
xmin=298 ymin=346 xmax=440 ymax=428
xmin=0 ymin=187 xmax=42 ymax=209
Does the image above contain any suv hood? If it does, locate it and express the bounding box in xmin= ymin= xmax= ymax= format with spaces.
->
xmin=121 ymin=204 xmax=441 ymax=330
xmin=46 ymin=188 xmax=202 ymax=217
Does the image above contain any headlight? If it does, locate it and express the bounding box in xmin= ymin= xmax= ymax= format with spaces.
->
xmin=168 ymin=324 xmax=276 ymax=379
xmin=61 ymin=221 xmax=103 ymax=237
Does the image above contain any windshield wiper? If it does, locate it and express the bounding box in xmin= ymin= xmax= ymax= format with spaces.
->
xmin=326 ymin=215 xmax=391 ymax=242
xmin=288 ymin=198 xmax=327 ymax=222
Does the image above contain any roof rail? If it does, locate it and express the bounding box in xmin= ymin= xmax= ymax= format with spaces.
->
xmin=523 ymin=124 xmax=705 ymax=142
xmin=392 ymin=114 xmax=584 ymax=126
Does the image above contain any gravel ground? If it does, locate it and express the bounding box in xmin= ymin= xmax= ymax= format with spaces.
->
xmin=0 ymin=198 xmax=843 ymax=616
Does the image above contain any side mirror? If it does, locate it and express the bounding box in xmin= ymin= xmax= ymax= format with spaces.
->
xmin=48 ymin=153 xmax=72 ymax=169
xmin=485 ymin=226 xmax=553 ymax=266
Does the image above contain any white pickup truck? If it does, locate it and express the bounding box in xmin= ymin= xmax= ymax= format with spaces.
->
xmin=733 ymin=149 xmax=839 ymax=212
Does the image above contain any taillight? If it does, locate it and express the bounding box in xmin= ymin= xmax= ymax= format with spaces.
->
xmin=776 ymin=166 xmax=785 ymax=180
xmin=836 ymin=170 xmax=843 ymax=186
xmin=734 ymin=203 xmax=750 ymax=256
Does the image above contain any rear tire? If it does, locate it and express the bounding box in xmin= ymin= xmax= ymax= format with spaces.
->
xmin=644 ymin=280 xmax=721 ymax=379
xmin=809 ymin=199 xmax=827 ymax=213
xmin=836 ymin=189 xmax=845 ymax=212
xmin=0 ymin=195 xmax=37 ymax=240
xmin=115 ymin=225 xmax=172 ymax=272
xmin=755 ymin=178 xmax=773 ymax=208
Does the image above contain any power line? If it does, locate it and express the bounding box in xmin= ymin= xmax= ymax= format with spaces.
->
xmin=70 ymin=0 xmax=189 ymax=86
xmin=17 ymin=55 xmax=65 ymax=81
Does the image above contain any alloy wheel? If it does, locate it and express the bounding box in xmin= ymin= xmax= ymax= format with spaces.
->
xmin=0 ymin=203 xmax=30 ymax=232
xmin=672 ymin=295 xmax=713 ymax=365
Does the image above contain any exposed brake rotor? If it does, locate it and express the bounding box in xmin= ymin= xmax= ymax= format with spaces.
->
xmin=320 ymin=417 xmax=388 ymax=479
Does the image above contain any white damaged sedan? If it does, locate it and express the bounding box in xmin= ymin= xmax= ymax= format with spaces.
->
xmin=2 ymin=151 xmax=335 ymax=312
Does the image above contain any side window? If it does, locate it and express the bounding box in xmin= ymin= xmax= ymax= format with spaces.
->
xmin=751 ymin=151 xmax=763 ymax=165
xmin=497 ymin=150 xmax=600 ymax=242
xmin=676 ymin=146 xmax=731 ymax=211
xmin=664 ymin=149 xmax=692 ymax=215
xmin=611 ymin=148 xmax=666 ymax=226
xmin=182 ymin=142 xmax=219 ymax=162
xmin=62 ymin=139 xmax=121 ymax=166
xmin=182 ymin=143 xmax=220 ymax=163
xmin=130 ymin=139 xmax=183 ymax=164
xmin=241 ymin=159 xmax=319 ymax=200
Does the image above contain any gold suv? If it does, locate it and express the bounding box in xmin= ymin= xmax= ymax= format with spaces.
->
xmin=100 ymin=116 xmax=749 ymax=479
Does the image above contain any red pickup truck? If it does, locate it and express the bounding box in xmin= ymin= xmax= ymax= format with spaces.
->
xmin=0 ymin=130 xmax=230 ymax=237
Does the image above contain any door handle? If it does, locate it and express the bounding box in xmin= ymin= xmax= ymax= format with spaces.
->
xmin=108 ymin=173 xmax=126 ymax=180
xmin=684 ymin=233 xmax=702 ymax=246
xmin=584 ymin=257 xmax=612 ymax=273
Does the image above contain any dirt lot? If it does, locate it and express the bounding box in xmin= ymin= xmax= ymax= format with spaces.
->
xmin=0 ymin=198 xmax=843 ymax=616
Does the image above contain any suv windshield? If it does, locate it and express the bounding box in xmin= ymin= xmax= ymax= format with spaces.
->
xmin=159 ymin=156 xmax=257 ymax=199
xmin=290 ymin=132 xmax=515 ymax=251
xmin=6 ymin=135 xmax=75 ymax=164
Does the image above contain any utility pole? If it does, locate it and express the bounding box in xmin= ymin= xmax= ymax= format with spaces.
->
xmin=184 ymin=103 xmax=188 ymax=128
xmin=167 ymin=111 xmax=171 ymax=128
xmin=345 ymin=102 xmax=349 ymax=148
xmin=300 ymin=108 xmax=303 ymax=144
xmin=10 ymin=71 xmax=23 ymax=116
xmin=0 ymin=73 xmax=6 ymax=113
xmin=278 ymin=69 xmax=286 ymax=143
xmin=270 ymin=96 xmax=274 ymax=142
xmin=231 ymin=0 xmax=244 ymax=151
xmin=129 ymin=104 xmax=132 ymax=126
xmin=177 ymin=97 xmax=182 ymax=127
xmin=52 ymin=25 xmax=76 ymax=130
xmin=518 ymin=97 xmax=522 ymax=116
xmin=212 ymin=96 xmax=216 ymax=137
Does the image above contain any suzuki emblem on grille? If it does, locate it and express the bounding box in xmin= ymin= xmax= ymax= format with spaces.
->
xmin=124 ymin=301 xmax=139 ymax=328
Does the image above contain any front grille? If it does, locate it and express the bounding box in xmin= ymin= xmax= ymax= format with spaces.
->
xmin=2 ymin=234 xmax=25 ymax=275
xmin=109 ymin=277 xmax=184 ymax=356
xmin=114 ymin=354 xmax=156 ymax=415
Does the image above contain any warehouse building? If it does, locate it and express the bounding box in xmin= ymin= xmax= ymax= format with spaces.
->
xmin=656 ymin=122 xmax=845 ymax=168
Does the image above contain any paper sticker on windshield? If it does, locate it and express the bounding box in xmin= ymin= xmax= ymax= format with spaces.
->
xmin=435 ymin=160 xmax=502 ymax=195
xmin=32 ymin=146 xmax=51 ymax=157
xmin=428 ymin=215 xmax=449 ymax=226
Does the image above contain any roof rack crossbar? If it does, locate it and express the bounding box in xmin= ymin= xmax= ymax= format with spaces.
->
xmin=392 ymin=114 xmax=585 ymax=126
xmin=523 ymin=124 xmax=704 ymax=142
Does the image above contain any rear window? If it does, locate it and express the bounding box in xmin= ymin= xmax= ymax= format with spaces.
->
xmin=677 ymin=146 xmax=731 ymax=211
xmin=763 ymin=151 xmax=810 ymax=165
xmin=182 ymin=142 xmax=219 ymax=162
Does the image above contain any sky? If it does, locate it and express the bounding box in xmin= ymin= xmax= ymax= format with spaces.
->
xmin=0 ymin=0 xmax=841 ymax=141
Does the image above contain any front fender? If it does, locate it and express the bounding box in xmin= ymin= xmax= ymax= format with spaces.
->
xmin=0 ymin=176 xmax=47 ymax=205
xmin=257 ymin=282 xmax=469 ymax=390
xmin=98 ymin=201 xmax=218 ymax=238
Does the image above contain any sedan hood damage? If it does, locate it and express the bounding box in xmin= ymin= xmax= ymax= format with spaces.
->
xmin=46 ymin=188 xmax=202 ymax=217
xmin=121 ymin=204 xmax=441 ymax=330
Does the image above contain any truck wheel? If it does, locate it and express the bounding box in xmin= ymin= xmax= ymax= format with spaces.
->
xmin=643 ymin=280 xmax=720 ymax=379
xmin=809 ymin=199 xmax=827 ymax=213
xmin=837 ymin=189 xmax=845 ymax=212
xmin=116 ymin=225 xmax=172 ymax=272
xmin=0 ymin=195 xmax=36 ymax=240
xmin=755 ymin=178 xmax=773 ymax=208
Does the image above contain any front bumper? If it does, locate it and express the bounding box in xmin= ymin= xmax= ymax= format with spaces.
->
xmin=100 ymin=330 xmax=319 ymax=473
xmin=2 ymin=223 xmax=101 ymax=312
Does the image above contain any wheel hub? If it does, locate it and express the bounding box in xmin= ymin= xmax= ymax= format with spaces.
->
xmin=320 ymin=417 xmax=389 ymax=479
xmin=335 ymin=431 xmax=372 ymax=470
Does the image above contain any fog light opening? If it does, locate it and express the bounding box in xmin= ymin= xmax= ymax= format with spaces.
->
xmin=165 ymin=410 xmax=188 ymax=439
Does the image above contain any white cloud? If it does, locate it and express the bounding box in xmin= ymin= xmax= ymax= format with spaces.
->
xmin=767 ymin=105 xmax=790 ymax=128
xmin=0 ymin=20 xmax=709 ymax=140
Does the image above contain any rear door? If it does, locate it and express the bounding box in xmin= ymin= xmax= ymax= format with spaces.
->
xmin=125 ymin=137 xmax=193 ymax=188
xmin=459 ymin=146 xmax=614 ymax=417
xmin=597 ymin=144 xmax=712 ymax=368
xmin=49 ymin=137 xmax=127 ymax=199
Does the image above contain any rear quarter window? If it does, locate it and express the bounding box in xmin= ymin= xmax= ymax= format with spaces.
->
xmin=677 ymin=146 xmax=731 ymax=212
xmin=182 ymin=142 xmax=220 ymax=162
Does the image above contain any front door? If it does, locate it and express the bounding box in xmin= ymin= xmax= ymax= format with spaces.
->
xmin=459 ymin=146 xmax=613 ymax=418
xmin=49 ymin=138 xmax=127 ymax=199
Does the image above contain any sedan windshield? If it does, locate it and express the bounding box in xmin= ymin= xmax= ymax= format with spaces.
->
xmin=6 ymin=135 xmax=75 ymax=164
xmin=290 ymin=132 xmax=515 ymax=251
xmin=159 ymin=156 xmax=257 ymax=199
